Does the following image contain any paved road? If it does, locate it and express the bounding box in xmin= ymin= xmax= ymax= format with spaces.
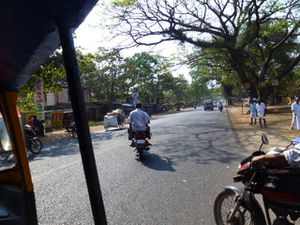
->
xmin=30 ymin=108 xmax=250 ymax=225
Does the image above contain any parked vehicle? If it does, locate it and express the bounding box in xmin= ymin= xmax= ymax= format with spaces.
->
xmin=133 ymin=131 xmax=150 ymax=161
xmin=24 ymin=125 xmax=43 ymax=154
xmin=218 ymin=105 xmax=223 ymax=112
xmin=103 ymin=109 xmax=126 ymax=131
xmin=0 ymin=124 xmax=43 ymax=163
xmin=203 ymin=99 xmax=214 ymax=111
xmin=214 ymin=133 xmax=300 ymax=225
xmin=218 ymin=102 xmax=223 ymax=112
xmin=65 ymin=121 xmax=77 ymax=137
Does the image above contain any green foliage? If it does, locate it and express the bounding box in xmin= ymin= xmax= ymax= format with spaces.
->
xmin=123 ymin=52 xmax=189 ymax=104
xmin=18 ymin=46 xmax=195 ymax=111
xmin=112 ymin=0 xmax=136 ymax=6
xmin=18 ymin=49 xmax=98 ymax=112
xmin=18 ymin=51 xmax=66 ymax=112
xmin=82 ymin=48 xmax=128 ymax=107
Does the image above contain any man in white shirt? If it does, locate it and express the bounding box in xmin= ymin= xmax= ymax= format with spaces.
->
xmin=128 ymin=103 xmax=151 ymax=147
xmin=256 ymin=99 xmax=267 ymax=128
xmin=291 ymin=97 xmax=300 ymax=130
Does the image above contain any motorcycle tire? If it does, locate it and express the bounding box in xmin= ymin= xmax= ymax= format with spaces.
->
xmin=135 ymin=146 xmax=144 ymax=160
xmin=29 ymin=139 xmax=43 ymax=154
xmin=214 ymin=189 xmax=266 ymax=225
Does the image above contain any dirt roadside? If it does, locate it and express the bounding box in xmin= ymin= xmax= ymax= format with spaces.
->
xmin=41 ymin=124 xmax=106 ymax=145
xmin=42 ymin=105 xmax=298 ymax=149
xmin=226 ymin=105 xmax=298 ymax=152
xmin=41 ymin=109 xmax=185 ymax=145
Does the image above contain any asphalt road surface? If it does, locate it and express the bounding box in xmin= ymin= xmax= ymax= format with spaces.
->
xmin=30 ymin=108 xmax=250 ymax=225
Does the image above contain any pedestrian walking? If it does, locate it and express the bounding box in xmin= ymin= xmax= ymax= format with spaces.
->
xmin=256 ymin=99 xmax=267 ymax=128
xmin=291 ymin=97 xmax=300 ymax=130
xmin=249 ymin=97 xmax=257 ymax=125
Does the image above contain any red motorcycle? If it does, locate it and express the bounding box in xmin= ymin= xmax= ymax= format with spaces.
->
xmin=214 ymin=134 xmax=300 ymax=225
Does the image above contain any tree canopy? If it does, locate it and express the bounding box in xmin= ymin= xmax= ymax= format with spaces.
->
xmin=111 ymin=0 xmax=300 ymax=100
xmin=19 ymin=47 xmax=221 ymax=113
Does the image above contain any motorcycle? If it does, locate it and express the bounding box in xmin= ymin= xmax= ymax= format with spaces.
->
xmin=218 ymin=105 xmax=223 ymax=112
xmin=214 ymin=133 xmax=300 ymax=225
xmin=24 ymin=125 xmax=43 ymax=154
xmin=65 ymin=121 xmax=77 ymax=137
xmin=133 ymin=131 xmax=150 ymax=161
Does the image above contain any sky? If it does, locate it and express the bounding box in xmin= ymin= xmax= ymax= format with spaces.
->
xmin=74 ymin=2 xmax=192 ymax=82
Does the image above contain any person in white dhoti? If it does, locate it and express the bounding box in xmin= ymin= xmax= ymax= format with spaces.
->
xmin=249 ymin=97 xmax=257 ymax=125
xmin=256 ymin=99 xmax=267 ymax=128
xmin=291 ymin=97 xmax=300 ymax=130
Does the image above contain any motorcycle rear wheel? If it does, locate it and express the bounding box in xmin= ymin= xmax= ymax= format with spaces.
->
xmin=29 ymin=139 xmax=43 ymax=154
xmin=214 ymin=190 xmax=263 ymax=225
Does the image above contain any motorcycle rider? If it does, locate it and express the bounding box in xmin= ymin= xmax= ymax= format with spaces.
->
xmin=251 ymin=145 xmax=300 ymax=225
xmin=30 ymin=115 xmax=44 ymax=136
xmin=252 ymin=145 xmax=300 ymax=168
xmin=217 ymin=101 xmax=223 ymax=112
xmin=128 ymin=102 xmax=151 ymax=147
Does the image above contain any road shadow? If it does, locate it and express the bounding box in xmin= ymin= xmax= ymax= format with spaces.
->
xmin=141 ymin=152 xmax=176 ymax=172
xmin=92 ymin=129 xmax=125 ymax=141
xmin=28 ymin=129 xmax=127 ymax=161
xmin=28 ymin=137 xmax=80 ymax=161
xmin=153 ymin=113 xmax=245 ymax=166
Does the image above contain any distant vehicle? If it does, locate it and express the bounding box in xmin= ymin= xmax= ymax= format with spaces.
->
xmin=203 ymin=99 xmax=214 ymax=111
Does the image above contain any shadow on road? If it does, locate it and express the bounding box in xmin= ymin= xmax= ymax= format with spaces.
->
xmin=28 ymin=137 xmax=80 ymax=161
xmin=92 ymin=129 xmax=125 ymax=141
xmin=141 ymin=152 xmax=176 ymax=172
xmin=29 ymin=129 xmax=126 ymax=160
xmin=154 ymin=120 xmax=245 ymax=166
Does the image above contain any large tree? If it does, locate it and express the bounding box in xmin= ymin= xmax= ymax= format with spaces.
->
xmin=82 ymin=48 xmax=129 ymax=108
xmin=111 ymin=0 xmax=300 ymax=99
xmin=18 ymin=51 xmax=66 ymax=111
xmin=187 ymin=48 xmax=246 ymax=99
xmin=123 ymin=52 xmax=189 ymax=104
xmin=19 ymin=50 xmax=97 ymax=112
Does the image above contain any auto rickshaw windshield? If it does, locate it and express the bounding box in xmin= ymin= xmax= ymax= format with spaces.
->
xmin=0 ymin=109 xmax=16 ymax=172
xmin=0 ymin=112 xmax=12 ymax=151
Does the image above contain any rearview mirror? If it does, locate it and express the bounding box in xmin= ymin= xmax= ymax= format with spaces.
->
xmin=261 ymin=133 xmax=269 ymax=145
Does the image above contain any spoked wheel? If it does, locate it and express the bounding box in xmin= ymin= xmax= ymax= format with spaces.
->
xmin=214 ymin=190 xmax=259 ymax=225
xmin=29 ymin=139 xmax=43 ymax=154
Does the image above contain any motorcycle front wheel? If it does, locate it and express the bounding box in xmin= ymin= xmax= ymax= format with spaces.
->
xmin=29 ymin=138 xmax=43 ymax=154
xmin=214 ymin=190 xmax=264 ymax=225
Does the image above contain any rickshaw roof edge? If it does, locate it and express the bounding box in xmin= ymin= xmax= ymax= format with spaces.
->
xmin=0 ymin=0 xmax=98 ymax=90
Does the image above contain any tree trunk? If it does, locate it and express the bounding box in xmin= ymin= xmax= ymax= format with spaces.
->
xmin=229 ymin=49 xmax=258 ymax=99
xmin=258 ymin=86 xmax=272 ymax=104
